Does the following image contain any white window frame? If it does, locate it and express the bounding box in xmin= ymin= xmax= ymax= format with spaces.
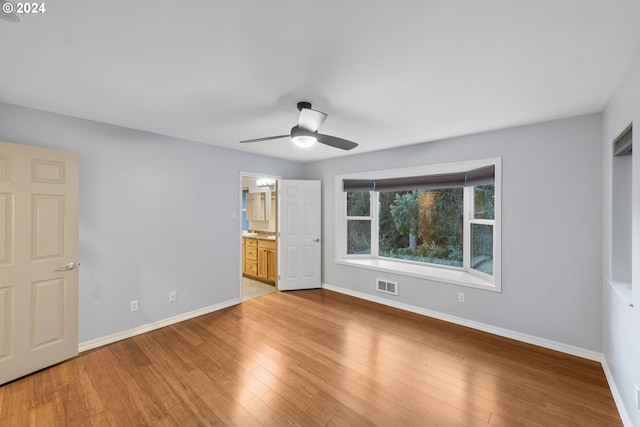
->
xmin=465 ymin=186 xmax=496 ymax=281
xmin=345 ymin=192 xmax=375 ymax=257
xmin=335 ymin=157 xmax=502 ymax=292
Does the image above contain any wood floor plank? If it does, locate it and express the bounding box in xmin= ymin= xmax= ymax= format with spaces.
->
xmin=0 ymin=289 xmax=622 ymax=427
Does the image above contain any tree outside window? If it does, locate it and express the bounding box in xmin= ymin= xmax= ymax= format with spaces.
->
xmin=346 ymin=184 xmax=495 ymax=274
xmin=346 ymin=191 xmax=371 ymax=254
xmin=380 ymin=188 xmax=463 ymax=267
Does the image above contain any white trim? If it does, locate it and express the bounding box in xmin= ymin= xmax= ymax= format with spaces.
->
xmin=602 ymin=357 xmax=634 ymax=427
xmin=335 ymin=258 xmax=498 ymax=291
xmin=607 ymin=279 xmax=634 ymax=307
xmin=78 ymin=298 xmax=241 ymax=352
xmin=463 ymin=186 xmax=472 ymax=271
xmin=322 ymin=282 xmax=602 ymax=361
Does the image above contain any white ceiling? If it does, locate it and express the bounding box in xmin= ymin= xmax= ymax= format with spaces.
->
xmin=2 ymin=1 xmax=640 ymax=162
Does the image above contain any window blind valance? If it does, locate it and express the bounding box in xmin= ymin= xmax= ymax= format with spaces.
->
xmin=343 ymin=165 xmax=494 ymax=192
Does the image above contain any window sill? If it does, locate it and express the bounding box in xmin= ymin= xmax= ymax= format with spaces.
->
xmin=607 ymin=279 xmax=633 ymax=307
xmin=335 ymin=258 xmax=500 ymax=292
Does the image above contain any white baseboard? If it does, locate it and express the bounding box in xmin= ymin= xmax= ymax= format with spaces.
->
xmin=322 ymin=283 xmax=603 ymax=362
xmin=602 ymin=358 xmax=634 ymax=427
xmin=78 ymin=298 xmax=241 ymax=353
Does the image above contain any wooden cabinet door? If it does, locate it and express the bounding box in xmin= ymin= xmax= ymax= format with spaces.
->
xmin=257 ymin=248 xmax=268 ymax=279
xmin=249 ymin=193 xmax=265 ymax=221
xmin=267 ymin=249 xmax=277 ymax=283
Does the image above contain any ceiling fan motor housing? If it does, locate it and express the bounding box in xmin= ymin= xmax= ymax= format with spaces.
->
xmin=291 ymin=126 xmax=317 ymax=139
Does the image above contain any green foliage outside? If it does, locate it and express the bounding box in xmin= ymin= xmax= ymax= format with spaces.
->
xmin=381 ymin=188 xmax=463 ymax=267
xmin=346 ymin=184 xmax=494 ymax=270
xmin=474 ymin=185 xmax=495 ymax=219
xmin=471 ymin=185 xmax=495 ymax=274
xmin=346 ymin=192 xmax=371 ymax=254
xmin=347 ymin=220 xmax=371 ymax=254
xmin=347 ymin=191 xmax=370 ymax=217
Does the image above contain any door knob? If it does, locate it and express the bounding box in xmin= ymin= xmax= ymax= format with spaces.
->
xmin=313 ymin=238 xmax=320 ymax=242
xmin=55 ymin=262 xmax=78 ymax=272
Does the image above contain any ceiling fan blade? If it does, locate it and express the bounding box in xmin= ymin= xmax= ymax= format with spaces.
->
xmin=239 ymin=134 xmax=289 ymax=143
xmin=317 ymin=134 xmax=358 ymax=150
xmin=298 ymin=108 xmax=327 ymax=132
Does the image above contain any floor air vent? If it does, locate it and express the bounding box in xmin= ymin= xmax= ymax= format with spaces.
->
xmin=376 ymin=279 xmax=398 ymax=296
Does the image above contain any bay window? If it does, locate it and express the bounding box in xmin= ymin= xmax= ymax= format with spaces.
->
xmin=336 ymin=158 xmax=501 ymax=291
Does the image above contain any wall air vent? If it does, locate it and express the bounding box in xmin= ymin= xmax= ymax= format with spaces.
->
xmin=376 ymin=279 xmax=398 ymax=296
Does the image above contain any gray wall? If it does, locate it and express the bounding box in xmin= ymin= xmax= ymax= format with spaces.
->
xmin=0 ymin=102 xmax=304 ymax=342
xmin=602 ymin=46 xmax=640 ymax=427
xmin=305 ymin=114 xmax=603 ymax=352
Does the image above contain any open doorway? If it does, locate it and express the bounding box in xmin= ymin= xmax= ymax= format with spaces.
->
xmin=240 ymin=173 xmax=279 ymax=301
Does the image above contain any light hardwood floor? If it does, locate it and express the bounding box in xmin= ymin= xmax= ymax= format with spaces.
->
xmin=0 ymin=289 xmax=622 ymax=427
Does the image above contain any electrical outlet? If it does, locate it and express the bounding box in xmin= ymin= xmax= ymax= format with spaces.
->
xmin=458 ymin=292 xmax=465 ymax=303
xmin=130 ymin=300 xmax=138 ymax=312
xmin=168 ymin=291 xmax=177 ymax=302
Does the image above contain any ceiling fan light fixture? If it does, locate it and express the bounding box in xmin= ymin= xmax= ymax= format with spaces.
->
xmin=290 ymin=126 xmax=317 ymax=148
xmin=292 ymin=135 xmax=317 ymax=148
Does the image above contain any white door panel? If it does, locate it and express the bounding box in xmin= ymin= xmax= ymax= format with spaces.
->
xmin=0 ymin=141 xmax=79 ymax=385
xmin=277 ymin=180 xmax=321 ymax=291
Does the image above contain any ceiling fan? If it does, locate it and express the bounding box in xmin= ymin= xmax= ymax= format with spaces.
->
xmin=240 ymin=102 xmax=358 ymax=150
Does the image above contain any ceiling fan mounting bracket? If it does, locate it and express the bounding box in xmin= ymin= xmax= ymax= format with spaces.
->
xmin=297 ymin=101 xmax=312 ymax=111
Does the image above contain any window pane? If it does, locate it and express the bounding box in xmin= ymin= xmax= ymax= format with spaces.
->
xmin=242 ymin=190 xmax=249 ymax=230
xmin=347 ymin=220 xmax=371 ymax=254
xmin=347 ymin=192 xmax=370 ymax=216
xmin=378 ymin=188 xmax=463 ymax=267
xmin=471 ymin=223 xmax=493 ymax=275
xmin=474 ymin=184 xmax=495 ymax=219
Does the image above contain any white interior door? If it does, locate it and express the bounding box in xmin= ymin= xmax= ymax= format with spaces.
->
xmin=0 ymin=141 xmax=79 ymax=385
xmin=277 ymin=180 xmax=321 ymax=291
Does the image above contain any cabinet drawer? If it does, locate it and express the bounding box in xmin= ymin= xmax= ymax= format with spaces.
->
xmin=258 ymin=239 xmax=276 ymax=250
xmin=244 ymin=238 xmax=258 ymax=247
xmin=245 ymin=261 xmax=258 ymax=276
xmin=245 ymin=245 xmax=258 ymax=261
